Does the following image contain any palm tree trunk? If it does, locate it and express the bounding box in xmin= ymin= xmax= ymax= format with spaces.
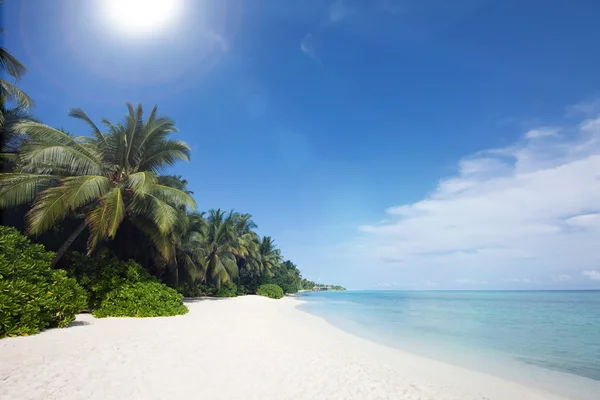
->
xmin=51 ymin=221 xmax=87 ymax=267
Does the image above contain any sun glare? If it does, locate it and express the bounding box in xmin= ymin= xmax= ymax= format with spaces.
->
xmin=103 ymin=0 xmax=182 ymax=36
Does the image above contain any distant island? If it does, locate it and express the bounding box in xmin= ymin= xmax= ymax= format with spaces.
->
xmin=301 ymin=280 xmax=346 ymax=291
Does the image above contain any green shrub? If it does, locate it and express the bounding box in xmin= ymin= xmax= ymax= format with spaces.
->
xmin=217 ymin=282 xmax=237 ymax=298
xmin=93 ymin=282 xmax=188 ymax=318
xmin=256 ymin=283 xmax=284 ymax=299
xmin=66 ymin=251 xmax=156 ymax=309
xmin=236 ymin=284 xmax=247 ymax=296
xmin=0 ymin=226 xmax=88 ymax=338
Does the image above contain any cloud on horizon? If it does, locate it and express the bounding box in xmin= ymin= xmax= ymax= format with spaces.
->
xmin=583 ymin=270 xmax=600 ymax=281
xmin=356 ymin=108 xmax=600 ymax=289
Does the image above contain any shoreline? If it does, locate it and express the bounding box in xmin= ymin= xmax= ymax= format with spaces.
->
xmin=0 ymin=296 xmax=581 ymax=399
xmin=292 ymin=296 xmax=600 ymax=400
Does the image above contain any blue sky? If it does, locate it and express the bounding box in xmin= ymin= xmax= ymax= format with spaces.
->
xmin=4 ymin=0 xmax=600 ymax=289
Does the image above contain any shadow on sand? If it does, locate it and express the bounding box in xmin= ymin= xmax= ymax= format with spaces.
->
xmin=67 ymin=320 xmax=91 ymax=328
xmin=183 ymin=297 xmax=235 ymax=304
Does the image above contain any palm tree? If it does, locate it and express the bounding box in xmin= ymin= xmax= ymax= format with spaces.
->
xmin=0 ymin=28 xmax=34 ymax=111
xmin=257 ymin=236 xmax=281 ymax=275
xmin=0 ymin=104 xmax=196 ymax=265
xmin=167 ymin=211 xmax=208 ymax=284
xmin=191 ymin=209 xmax=240 ymax=288
xmin=230 ymin=212 xmax=260 ymax=268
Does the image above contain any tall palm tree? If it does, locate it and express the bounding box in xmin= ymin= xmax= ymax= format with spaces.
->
xmin=0 ymin=104 xmax=196 ymax=264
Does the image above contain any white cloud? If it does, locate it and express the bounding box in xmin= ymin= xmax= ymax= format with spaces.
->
xmin=357 ymin=113 xmax=600 ymax=285
xmin=328 ymin=0 xmax=354 ymax=24
xmin=564 ymin=213 xmax=600 ymax=228
xmin=582 ymin=270 xmax=600 ymax=281
xmin=525 ymin=127 xmax=560 ymax=139
xmin=300 ymin=33 xmax=315 ymax=58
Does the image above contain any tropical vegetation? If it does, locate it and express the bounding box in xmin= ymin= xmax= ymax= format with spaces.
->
xmin=93 ymin=282 xmax=188 ymax=318
xmin=0 ymin=226 xmax=87 ymax=338
xmin=257 ymin=283 xmax=285 ymax=299
xmin=0 ymin=31 xmax=344 ymax=337
xmin=300 ymin=279 xmax=346 ymax=291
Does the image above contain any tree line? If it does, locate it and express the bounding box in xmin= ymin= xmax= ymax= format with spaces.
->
xmin=0 ymin=29 xmax=345 ymax=297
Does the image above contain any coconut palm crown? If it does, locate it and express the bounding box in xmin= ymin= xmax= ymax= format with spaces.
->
xmin=0 ymin=103 xmax=196 ymax=263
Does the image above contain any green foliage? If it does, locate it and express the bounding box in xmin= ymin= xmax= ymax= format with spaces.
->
xmin=301 ymin=279 xmax=316 ymax=290
xmin=269 ymin=260 xmax=301 ymax=294
xmin=174 ymin=282 xmax=219 ymax=297
xmin=217 ymin=282 xmax=237 ymax=298
xmin=236 ymin=284 xmax=247 ymax=296
xmin=0 ymin=225 xmax=87 ymax=338
xmin=93 ymin=282 xmax=188 ymax=318
xmin=257 ymin=283 xmax=284 ymax=299
xmin=0 ymin=104 xmax=195 ymax=263
xmin=65 ymin=251 xmax=156 ymax=309
xmin=174 ymin=281 xmax=200 ymax=297
xmin=237 ymin=269 xmax=266 ymax=294
xmin=299 ymin=280 xmax=345 ymax=291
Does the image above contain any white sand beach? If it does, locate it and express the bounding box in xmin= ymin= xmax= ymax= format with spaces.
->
xmin=0 ymin=296 xmax=571 ymax=400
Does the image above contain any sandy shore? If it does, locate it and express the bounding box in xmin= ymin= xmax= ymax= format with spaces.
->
xmin=0 ymin=296 xmax=571 ymax=400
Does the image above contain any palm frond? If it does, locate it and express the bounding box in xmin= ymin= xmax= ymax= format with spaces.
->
xmin=68 ymin=108 xmax=109 ymax=148
xmin=222 ymin=253 xmax=239 ymax=279
xmin=0 ymin=105 xmax=37 ymax=148
xmin=85 ymin=188 xmax=125 ymax=252
xmin=178 ymin=251 xmax=206 ymax=282
xmin=0 ymin=47 xmax=27 ymax=80
xmin=25 ymin=175 xmax=110 ymax=235
xmin=0 ymin=173 xmax=59 ymax=207
xmin=123 ymin=170 xmax=157 ymax=196
xmin=151 ymin=184 xmax=196 ymax=210
xmin=0 ymin=79 xmax=34 ymax=109
xmin=16 ymin=121 xmax=103 ymax=175
xmin=63 ymin=175 xmax=111 ymax=208
xmin=128 ymin=192 xmax=180 ymax=234
xmin=123 ymin=103 xmax=144 ymax=173
xmin=26 ymin=185 xmax=73 ymax=236
xmin=131 ymin=216 xmax=176 ymax=260
xmin=138 ymin=139 xmax=191 ymax=172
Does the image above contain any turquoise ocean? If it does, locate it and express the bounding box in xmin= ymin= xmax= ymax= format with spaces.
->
xmin=297 ymin=290 xmax=600 ymax=399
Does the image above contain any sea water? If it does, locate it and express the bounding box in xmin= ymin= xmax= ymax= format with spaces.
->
xmin=296 ymin=290 xmax=600 ymax=399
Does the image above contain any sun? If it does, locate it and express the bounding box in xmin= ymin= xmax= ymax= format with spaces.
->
xmin=103 ymin=0 xmax=183 ymax=36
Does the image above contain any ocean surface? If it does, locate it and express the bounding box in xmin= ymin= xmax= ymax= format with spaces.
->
xmin=296 ymin=290 xmax=600 ymax=399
